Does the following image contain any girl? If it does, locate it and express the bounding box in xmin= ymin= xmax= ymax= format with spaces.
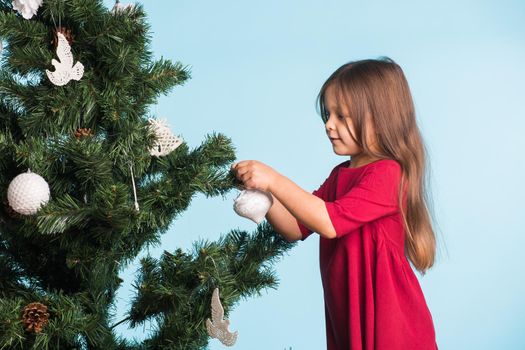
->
xmin=231 ymin=57 xmax=438 ymax=350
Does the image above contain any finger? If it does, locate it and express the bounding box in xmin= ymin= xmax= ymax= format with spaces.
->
xmin=236 ymin=160 xmax=252 ymax=167
xmin=244 ymin=175 xmax=258 ymax=189
xmin=238 ymin=172 xmax=249 ymax=184
xmin=239 ymin=165 xmax=251 ymax=175
xmin=231 ymin=163 xmax=243 ymax=177
xmin=233 ymin=164 xmax=249 ymax=178
xmin=243 ymin=179 xmax=254 ymax=189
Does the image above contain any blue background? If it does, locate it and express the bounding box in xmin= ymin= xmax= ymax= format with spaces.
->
xmin=104 ymin=0 xmax=525 ymax=349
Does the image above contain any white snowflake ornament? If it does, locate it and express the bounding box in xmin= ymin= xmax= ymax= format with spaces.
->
xmin=12 ymin=0 xmax=42 ymax=19
xmin=7 ymin=170 xmax=50 ymax=215
xmin=233 ymin=189 xmax=273 ymax=224
xmin=206 ymin=288 xmax=238 ymax=347
xmin=46 ymin=32 xmax=84 ymax=86
xmin=148 ymin=118 xmax=183 ymax=157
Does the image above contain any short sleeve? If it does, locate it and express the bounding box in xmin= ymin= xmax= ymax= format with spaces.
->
xmin=325 ymin=161 xmax=402 ymax=238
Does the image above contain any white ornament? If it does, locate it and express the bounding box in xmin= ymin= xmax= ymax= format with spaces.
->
xmin=46 ymin=32 xmax=84 ymax=86
xmin=206 ymin=288 xmax=238 ymax=347
xmin=233 ymin=189 xmax=273 ymax=224
xmin=148 ymin=118 xmax=183 ymax=157
xmin=12 ymin=0 xmax=42 ymax=20
xmin=7 ymin=170 xmax=50 ymax=215
xmin=112 ymin=0 xmax=135 ymax=14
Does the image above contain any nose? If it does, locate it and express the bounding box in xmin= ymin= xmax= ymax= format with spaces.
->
xmin=325 ymin=115 xmax=335 ymax=132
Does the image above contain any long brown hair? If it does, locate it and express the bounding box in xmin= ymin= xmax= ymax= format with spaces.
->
xmin=317 ymin=57 xmax=438 ymax=275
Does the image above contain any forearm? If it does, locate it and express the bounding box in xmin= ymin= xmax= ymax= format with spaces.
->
xmin=265 ymin=194 xmax=302 ymax=242
xmin=269 ymin=173 xmax=336 ymax=239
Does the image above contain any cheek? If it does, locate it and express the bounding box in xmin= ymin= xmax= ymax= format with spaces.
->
xmin=340 ymin=128 xmax=357 ymax=144
xmin=340 ymin=131 xmax=363 ymax=152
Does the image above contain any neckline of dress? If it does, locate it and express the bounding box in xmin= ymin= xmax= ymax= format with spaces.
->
xmin=339 ymin=158 xmax=390 ymax=171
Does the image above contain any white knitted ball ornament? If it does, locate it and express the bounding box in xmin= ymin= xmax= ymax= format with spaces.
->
xmin=7 ymin=171 xmax=50 ymax=215
xmin=233 ymin=189 xmax=273 ymax=224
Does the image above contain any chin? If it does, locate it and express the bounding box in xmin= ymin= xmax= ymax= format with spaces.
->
xmin=331 ymin=145 xmax=345 ymax=154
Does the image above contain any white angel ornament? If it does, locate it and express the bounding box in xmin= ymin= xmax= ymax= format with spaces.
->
xmin=206 ymin=288 xmax=238 ymax=346
xmin=46 ymin=32 xmax=84 ymax=86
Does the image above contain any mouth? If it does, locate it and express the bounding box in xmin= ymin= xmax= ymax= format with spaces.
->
xmin=330 ymin=138 xmax=340 ymax=142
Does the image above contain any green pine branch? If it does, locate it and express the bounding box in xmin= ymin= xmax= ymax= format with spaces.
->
xmin=0 ymin=1 xmax=294 ymax=348
xmin=126 ymin=222 xmax=295 ymax=349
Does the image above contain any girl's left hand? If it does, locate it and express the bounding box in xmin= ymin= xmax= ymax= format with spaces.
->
xmin=230 ymin=160 xmax=279 ymax=193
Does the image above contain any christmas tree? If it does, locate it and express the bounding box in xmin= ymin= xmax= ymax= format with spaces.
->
xmin=0 ymin=1 xmax=294 ymax=348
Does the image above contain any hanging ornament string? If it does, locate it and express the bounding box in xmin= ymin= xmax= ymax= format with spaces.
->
xmin=78 ymin=109 xmax=86 ymax=134
xmin=129 ymin=162 xmax=139 ymax=212
xmin=50 ymin=6 xmax=61 ymax=30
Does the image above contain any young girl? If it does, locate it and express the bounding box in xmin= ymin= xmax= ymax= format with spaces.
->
xmin=231 ymin=57 xmax=438 ymax=350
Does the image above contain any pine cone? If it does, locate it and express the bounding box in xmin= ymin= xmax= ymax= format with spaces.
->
xmin=74 ymin=128 xmax=93 ymax=139
xmin=51 ymin=26 xmax=74 ymax=48
xmin=21 ymin=302 xmax=50 ymax=333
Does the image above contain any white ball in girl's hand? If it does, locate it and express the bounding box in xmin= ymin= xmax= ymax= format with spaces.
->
xmin=233 ymin=189 xmax=273 ymax=224
xmin=7 ymin=171 xmax=50 ymax=215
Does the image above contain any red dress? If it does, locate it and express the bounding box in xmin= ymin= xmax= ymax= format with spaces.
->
xmin=297 ymin=159 xmax=438 ymax=350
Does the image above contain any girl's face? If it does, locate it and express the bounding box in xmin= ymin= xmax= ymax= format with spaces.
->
xmin=323 ymin=84 xmax=361 ymax=156
xmin=323 ymin=84 xmax=380 ymax=161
